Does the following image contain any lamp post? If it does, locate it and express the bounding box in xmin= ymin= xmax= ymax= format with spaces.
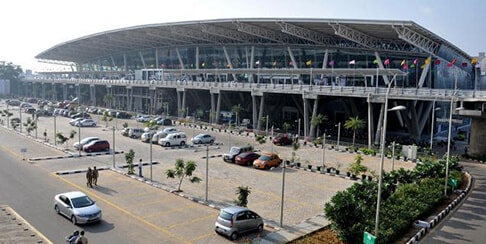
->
xmin=295 ymin=118 xmax=301 ymax=140
xmin=78 ymin=124 xmax=81 ymax=156
xmin=19 ymin=106 xmax=22 ymax=133
xmin=205 ymin=144 xmax=209 ymax=202
xmin=150 ymin=133 xmax=153 ymax=181
xmin=375 ymin=78 xmax=406 ymax=238
xmin=336 ymin=122 xmax=341 ymax=151
xmin=53 ymin=115 xmax=57 ymax=146
xmin=112 ymin=126 xmax=116 ymax=168
xmin=322 ymin=132 xmax=326 ymax=172
xmin=280 ymin=162 xmax=286 ymax=227
xmin=391 ymin=141 xmax=395 ymax=171
xmin=430 ymin=100 xmax=441 ymax=152
xmin=444 ymin=70 xmax=462 ymax=196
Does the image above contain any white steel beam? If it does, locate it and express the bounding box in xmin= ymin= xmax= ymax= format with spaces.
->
xmin=329 ymin=23 xmax=378 ymax=48
xmin=234 ymin=21 xmax=294 ymax=43
xmin=277 ymin=22 xmax=332 ymax=45
xmin=393 ymin=25 xmax=440 ymax=56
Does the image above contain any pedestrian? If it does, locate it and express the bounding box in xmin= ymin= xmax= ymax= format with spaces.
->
xmin=75 ymin=230 xmax=88 ymax=244
xmin=65 ymin=230 xmax=79 ymax=244
xmin=86 ymin=167 xmax=93 ymax=188
xmin=138 ymin=159 xmax=143 ymax=177
xmin=92 ymin=166 xmax=99 ymax=186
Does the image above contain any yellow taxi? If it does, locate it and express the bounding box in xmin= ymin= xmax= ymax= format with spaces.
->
xmin=253 ymin=152 xmax=282 ymax=170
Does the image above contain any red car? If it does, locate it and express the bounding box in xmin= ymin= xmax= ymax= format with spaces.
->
xmin=272 ymin=134 xmax=293 ymax=146
xmin=83 ymin=140 xmax=110 ymax=152
xmin=235 ymin=152 xmax=260 ymax=166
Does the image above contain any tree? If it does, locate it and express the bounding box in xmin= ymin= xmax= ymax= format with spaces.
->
xmin=166 ymin=159 xmax=201 ymax=192
xmin=348 ymin=154 xmax=367 ymax=176
xmin=101 ymin=110 xmax=113 ymax=127
xmin=234 ymin=186 xmax=251 ymax=207
xmin=23 ymin=117 xmax=37 ymax=135
xmin=231 ymin=104 xmax=242 ymax=126
xmin=282 ymin=122 xmax=292 ymax=133
xmin=344 ymin=116 xmax=365 ymax=148
xmin=311 ymin=114 xmax=328 ymax=138
xmin=103 ymin=94 xmax=114 ymax=108
xmin=125 ymin=149 xmax=135 ymax=174
xmin=195 ymin=108 xmax=204 ymax=120
xmin=0 ymin=61 xmax=23 ymax=95
xmin=56 ymin=132 xmax=68 ymax=147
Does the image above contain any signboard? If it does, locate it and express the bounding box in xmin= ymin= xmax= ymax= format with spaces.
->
xmin=436 ymin=118 xmax=463 ymax=124
xmin=363 ymin=231 xmax=376 ymax=244
xmin=448 ymin=178 xmax=458 ymax=188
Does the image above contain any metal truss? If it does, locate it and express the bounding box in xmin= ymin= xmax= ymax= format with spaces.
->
xmin=233 ymin=21 xmax=297 ymax=43
xmin=277 ymin=21 xmax=333 ymax=45
xmin=146 ymin=30 xmax=192 ymax=45
xmin=392 ymin=25 xmax=440 ymax=56
xmin=329 ymin=23 xmax=379 ymax=48
xmin=169 ymin=26 xmax=222 ymax=44
xmin=200 ymin=24 xmax=256 ymax=43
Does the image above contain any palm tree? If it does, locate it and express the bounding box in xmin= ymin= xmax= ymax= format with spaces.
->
xmin=344 ymin=116 xmax=365 ymax=148
xmin=103 ymin=94 xmax=113 ymax=108
xmin=282 ymin=122 xmax=292 ymax=133
xmin=231 ymin=104 xmax=242 ymax=126
xmin=311 ymin=114 xmax=328 ymax=138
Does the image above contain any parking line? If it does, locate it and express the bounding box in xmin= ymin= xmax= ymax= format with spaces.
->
xmin=124 ymin=197 xmax=173 ymax=208
xmin=52 ymin=173 xmax=190 ymax=243
xmin=116 ymin=190 xmax=155 ymax=199
xmin=166 ymin=213 xmax=215 ymax=229
xmin=144 ymin=204 xmax=199 ymax=219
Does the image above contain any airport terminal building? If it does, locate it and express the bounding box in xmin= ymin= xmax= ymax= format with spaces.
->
xmin=20 ymin=18 xmax=486 ymax=154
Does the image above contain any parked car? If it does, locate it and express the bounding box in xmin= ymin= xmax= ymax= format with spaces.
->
xmin=83 ymin=140 xmax=110 ymax=152
xmin=215 ymin=206 xmax=263 ymax=240
xmin=223 ymin=145 xmax=253 ymax=163
xmin=141 ymin=131 xmax=156 ymax=143
xmin=191 ymin=133 xmax=215 ymax=144
xmin=235 ymin=152 xmax=260 ymax=166
xmin=128 ymin=128 xmax=144 ymax=138
xmin=156 ymin=118 xmax=172 ymax=125
xmin=272 ymin=134 xmax=293 ymax=146
xmin=75 ymin=119 xmax=97 ymax=127
xmin=73 ymin=137 xmax=100 ymax=150
xmin=253 ymin=153 xmax=282 ymax=170
xmin=121 ymin=127 xmax=129 ymax=137
xmin=151 ymin=131 xmax=167 ymax=144
xmin=162 ymin=127 xmax=178 ymax=134
xmin=136 ymin=115 xmax=151 ymax=122
xmin=158 ymin=132 xmax=187 ymax=147
xmin=116 ymin=111 xmax=132 ymax=119
xmin=54 ymin=191 xmax=102 ymax=225
xmin=69 ymin=117 xmax=84 ymax=126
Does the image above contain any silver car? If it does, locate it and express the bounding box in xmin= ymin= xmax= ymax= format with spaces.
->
xmin=191 ymin=133 xmax=215 ymax=144
xmin=73 ymin=137 xmax=99 ymax=150
xmin=54 ymin=191 xmax=102 ymax=225
xmin=215 ymin=206 xmax=263 ymax=240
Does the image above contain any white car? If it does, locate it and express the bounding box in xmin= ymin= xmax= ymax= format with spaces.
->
xmin=162 ymin=127 xmax=178 ymax=134
xmin=158 ymin=132 xmax=187 ymax=147
xmin=54 ymin=191 xmax=102 ymax=225
xmin=73 ymin=137 xmax=100 ymax=150
xmin=69 ymin=117 xmax=84 ymax=126
xmin=191 ymin=133 xmax=215 ymax=144
xmin=136 ymin=115 xmax=151 ymax=122
xmin=75 ymin=119 xmax=96 ymax=127
xmin=141 ymin=131 xmax=156 ymax=142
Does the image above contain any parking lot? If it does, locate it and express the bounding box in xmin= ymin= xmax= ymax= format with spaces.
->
xmin=1 ymin=101 xmax=418 ymax=241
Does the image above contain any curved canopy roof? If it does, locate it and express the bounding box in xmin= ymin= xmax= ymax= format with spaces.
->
xmin=36 ymin=18 xmax=471 ymax=64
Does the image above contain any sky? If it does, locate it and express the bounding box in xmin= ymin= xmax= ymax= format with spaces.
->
xmin=1 ymin=0 xmax=485 ymax=72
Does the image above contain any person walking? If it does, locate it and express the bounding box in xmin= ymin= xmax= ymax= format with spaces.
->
xmin=138 ymin=159 xmax=143 ymax=177
xmin=92 ymin=166 xmax=99 ymax=186
xmin=75 ymin=230 xmax=88 ymax=244
xmin=86 ymin=167 xmax=93 ymax=188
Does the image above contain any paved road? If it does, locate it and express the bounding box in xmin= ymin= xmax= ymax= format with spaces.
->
xmin=420 ymin=161 xmax=486 ymax=243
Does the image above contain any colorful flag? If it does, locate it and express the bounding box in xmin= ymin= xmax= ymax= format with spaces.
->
xmin=471 ymin=57 xmax=478 ymax=64
xmin=306 ymin=60 xmax=312 ymax=66
xmin=400 ymin=60 xmax=406 ymax=66
xmin=255 ymin=60 xmax=260 ymax=65
xmin=450 ymin=58 xmax=457 ymax=65
xmin=413 ymin=58 xmax=418 ymax=65
xmin=373 ymin=59 xmax=379 ymax=65
xmin=447 ymin=58 xmax=457 ymax=67
xmin=462 ymin=62 xmax=468 ymax=67
xmin=349 ymin=60 xmax=356 ymax=65
xmin=424 ymin=57 xmax=431 ymax=65
xmin=272 ymin=61 xmax=277 ymax=67
xmin=403 ymin=64 xmax=409 ymax=70
xmin=328 ymin=60 xmax=335 ymax=67
xmin=384 ymin=59 xmax=390 ymax=65
xmin=435 ymin=60 xmax=441 ymax=65
xmin=420 ymin=64 xmax=426 ymax=69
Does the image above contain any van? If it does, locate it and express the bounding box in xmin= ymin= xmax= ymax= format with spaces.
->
xmin=158 ymin=132 xmax=187 ymax=147
xmin=223 ymin=145 xmax=253 ymax=163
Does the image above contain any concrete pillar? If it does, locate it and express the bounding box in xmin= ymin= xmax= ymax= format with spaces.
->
xmin=309 ymin=98 xmax=318 ymax=138
xmin=252 ymin=95 xmax=258 ymax=130
xmin=62 ymin=84 xmax=68 ymax=101
xmin=126 ymin=87 xmax=133 ymax=111
xmin=89 ymin=85 xmax=96 ymax=106
xmin=41 ymin=83 xmax=46 ymax=100
xmin=257 ymin=95 xmax=265 ymax=130
xmin=210 ymin=93 xmax=215 ymax=123
xmin=469 ymin=117 xmax=486 ymax=155
xmin=75 ymin=84 xmax=80 ymax=103
xmin=303 ymin=97 xmax=309 ymax=138
xmin=216 ymin=93 xmax=221 ymax=124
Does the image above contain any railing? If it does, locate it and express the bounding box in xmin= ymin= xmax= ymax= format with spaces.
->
xmin=23 ymin=77 xmax=486 ymax=102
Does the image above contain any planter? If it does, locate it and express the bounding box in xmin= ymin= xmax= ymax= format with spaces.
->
xmin=367 ymin=175 xmax=373 ymax=181
xmin=295 ymin=162 xmax=301 ymax=168
xmin=395 ymin=156 xmax=400 ymax=160
xmin=326 ymin=168 xmax=331 ymax=173
xmin=346 ymin=172 xmax=351 ymax=177
xmin=307 ymin=165 xmax=312 ymax=170
xmin=361 ymin=174 xmax=367 ymax=180
xmin=316 ymin=166 xmax=322 ymax=172
xmin=335 ymin=170 xmax=340 ymax=175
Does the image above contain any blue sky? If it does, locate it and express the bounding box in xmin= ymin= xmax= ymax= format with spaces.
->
xmin=1 ymin=0 xmax=484 ymax=71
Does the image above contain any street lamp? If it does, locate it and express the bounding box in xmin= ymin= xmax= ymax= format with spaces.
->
xmin=322 ymin=132 xmax=326 ymax=172
xmin=53 ymin=115 xmax=57 ymax=146
xmin=280 ymin=161 xmax=286 ymax=227
xmin=78 ymin=123 xmax=81 ymax=156
xmin=295 ymin=118 xmax=301 ymax=140
xmin=335 ymin=122 xmax=341 ymax=151
xmin=112 ymin=126 xmax=116 ymax=168
xmin=430 ymin=98 xmax=441 ymax=152
xmin=375 ymin=78 xmax=406 ymax=238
